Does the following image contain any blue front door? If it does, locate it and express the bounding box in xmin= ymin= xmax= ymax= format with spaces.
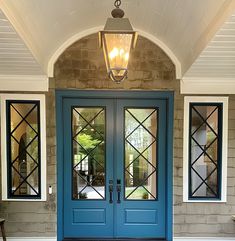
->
xmin=115 ymin=99 xmax=166 ymax=238
xmin=61 ymin=95 xmax=169 ymax=240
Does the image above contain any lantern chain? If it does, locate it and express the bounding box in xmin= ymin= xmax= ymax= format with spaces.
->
xmin=114 ymin=0 xmax=121 ymax=8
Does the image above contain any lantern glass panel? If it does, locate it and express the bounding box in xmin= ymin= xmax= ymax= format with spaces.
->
xmin=104 ymin=33 xmax=133 ymax=78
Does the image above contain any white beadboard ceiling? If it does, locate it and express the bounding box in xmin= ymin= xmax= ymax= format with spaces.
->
xmin=0 ymin=9 xmax=44 ymax=75
xmin=185 ymin=13 xmax=235 ymax=78
xmin=0 ymin=8 xmax=47 ymax=91
xmin=182 ymin=12 xmax=235 ymax=94
xmin=0 ymin=0 xmax=235 ymax=93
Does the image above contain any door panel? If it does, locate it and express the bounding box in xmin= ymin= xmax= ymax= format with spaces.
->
xmin=62 ymin=97 xmax=167 ymax=239
xmin=63 ymin=98 xmax=114 ymax=238
xmin=115 ymin=99 xmax=166 ymax=238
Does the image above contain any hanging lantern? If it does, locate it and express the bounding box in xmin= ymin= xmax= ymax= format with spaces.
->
xmin=99 ymin=0 xmax=138 ymax=83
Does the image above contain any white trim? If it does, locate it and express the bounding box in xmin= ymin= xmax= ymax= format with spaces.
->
xmin=0 ymin=94 xmax=47 ymax=201
xmin=174 ymin=238 xmax=235 ymax=241
xmin=183 ymin=96 xmax=228 ymax=203
xmin=47 ymin=26 xmax=182 ymax=79
xmin=181 ymin=78 xmax=235 ymax=94
xmin=47 ymin=26 xmax=101 ymax=77
xmin=0 ymin=75 xmax=48 ymax=92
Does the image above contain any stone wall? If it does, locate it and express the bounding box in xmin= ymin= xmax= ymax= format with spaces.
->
xmin=54 ymin=34 xmax=176 ymax=90
xmin=0 ymin=33 xmax=234 ymax=238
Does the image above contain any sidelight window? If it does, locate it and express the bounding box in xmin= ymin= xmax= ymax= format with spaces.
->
xmin=1 ymin=94 xmax=46 ymax=201
xmin=183 ymin=97 xmax=228 ymax=202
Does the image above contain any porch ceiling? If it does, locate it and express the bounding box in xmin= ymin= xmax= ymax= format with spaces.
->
xmin=0 ymin=0 xmax=235 ymax=92
xmin=0 ymin=8 xmax=44 ymax=76
xmin=182 ymin=12 xmax=235 ymax=94
xmin=185 ymin=13 xmax=235 ymax=79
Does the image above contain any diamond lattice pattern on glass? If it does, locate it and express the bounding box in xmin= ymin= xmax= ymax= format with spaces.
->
xmin=9 ymin=102 xmax=40 ymax=197
xmin=72 ymin=107 xmax=105 ymax=200
xmin=190 ymin=105 xmax=219 ymax=198
xmin=125 ymin=108 xmax=158 ymax=200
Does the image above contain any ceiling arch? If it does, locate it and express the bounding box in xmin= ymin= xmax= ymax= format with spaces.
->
xmin=47 ymin=27 xmax=182 ymax=79
xmin=1 ymin=0 xmax=235 ymax=94
xmin=1 ymin=0 xmax=232 ymax=78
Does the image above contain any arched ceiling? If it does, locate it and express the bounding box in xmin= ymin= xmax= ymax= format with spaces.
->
xmin=0 ymin=0 xmax=235 ymax=92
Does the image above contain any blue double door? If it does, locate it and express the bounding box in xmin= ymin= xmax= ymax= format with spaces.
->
xmin=62 ymin=96 xmax=167 ymax=239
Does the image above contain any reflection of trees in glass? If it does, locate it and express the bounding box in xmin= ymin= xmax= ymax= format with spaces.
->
xmin=73 ymin=108 xmax=105 ymax=199
xmin=76 ymin=132 xmax=104 ymax=182
xmin=75 ymin=109 xmax=105 ymax=176
xmin=125 ymin=109 xmax=154 ymax=188
xmin=77 ymin=133 xmax=101 ymax=150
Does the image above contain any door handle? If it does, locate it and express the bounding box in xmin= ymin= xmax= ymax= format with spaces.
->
xmin=117 ymin=179 xmax=121 ymax=203
xmin=109 ymin=180 xmax=113 ymax=203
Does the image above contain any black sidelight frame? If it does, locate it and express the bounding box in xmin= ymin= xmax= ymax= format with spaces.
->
xmin=188 ymin=102 xmax=223 ymax=200
xmin=6 ymin=100 xmax=41 ymax=199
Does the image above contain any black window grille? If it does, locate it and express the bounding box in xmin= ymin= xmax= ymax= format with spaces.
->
xmin=6 ymin=100 xmax=41 ymax=199
xmin=72 ymin=107 xmax=106 ymax=200
xmin=124 ymin=108 xmax=158 ymax=200
xmin=189 ymin=103 xmax=222 ymax=200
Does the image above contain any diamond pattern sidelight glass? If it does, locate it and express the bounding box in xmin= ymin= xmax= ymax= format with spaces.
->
xmin=189 ymin=104 xmax=221 ymax=198
xmin=125 ymin=108 xmax=158 ymax=200
xmin=8 ymin=101 xmax=40 ymax=197
xmin=72 ymin=107 xmax=105 ymax=200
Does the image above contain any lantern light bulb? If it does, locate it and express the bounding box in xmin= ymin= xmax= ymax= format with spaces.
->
xmin=109 ymin=47 xmax=119 ymax=59
xmin=119 ymin=48 xmax=124 ymax=56
xmin=125 ymin=53 xmax=129 ymax=61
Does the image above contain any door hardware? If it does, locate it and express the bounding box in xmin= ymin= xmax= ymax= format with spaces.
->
xmin=117 ymin=179 xmax=121 ymax=203
xmin=109 ymin=180 xmax=113 ymax=203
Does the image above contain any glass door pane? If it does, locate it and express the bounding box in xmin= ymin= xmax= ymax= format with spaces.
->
xmin=72 ymin=107 xmax=106 ymax=200
xmin=125 ymin=108 xmax=158 ymax=200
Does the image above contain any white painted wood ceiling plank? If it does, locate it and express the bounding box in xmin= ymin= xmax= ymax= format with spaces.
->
xmin=185 ymin=12 xmax=235 ymax=80
xmin=0 ymin=8 xmax=44 ymax=76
